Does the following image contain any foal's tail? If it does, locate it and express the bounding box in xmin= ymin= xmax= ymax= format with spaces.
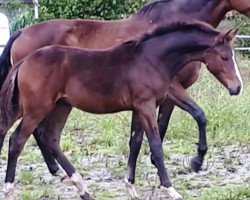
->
xmin=0 ymin=31 xmax=22 ymax=90
xmin=0 ymin=62 xmax=21 ymax=151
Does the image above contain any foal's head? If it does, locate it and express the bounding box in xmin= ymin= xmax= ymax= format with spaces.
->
xmin=204 ymin=29 xmax=242 ymax=95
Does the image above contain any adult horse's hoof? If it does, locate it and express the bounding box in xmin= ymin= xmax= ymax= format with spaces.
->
xmin=80 ymin=192 xmax=92 ymax=200
xmin=190 ymin=156 xmax=203 ymax=173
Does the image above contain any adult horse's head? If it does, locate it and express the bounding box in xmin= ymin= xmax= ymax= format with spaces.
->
xmin=204 ymin=29 xmax=243 ymax=95
xmin=228 ymin=0 xmax=250 ymax=16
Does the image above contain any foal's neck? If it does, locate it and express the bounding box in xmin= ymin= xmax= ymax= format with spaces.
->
xmin=142 ymin=30 xmax=217 ymax=78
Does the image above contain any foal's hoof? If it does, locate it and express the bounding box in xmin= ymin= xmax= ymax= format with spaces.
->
xmin=80 ymin=192 xmax=92 ymax=200
xmin=54 ymin=168 xmax=67 ymax=178
xmin=190 ymin=156 xmax=203 ymax=173
xmin=3 ymin=183 xmax=15 ymax=200
xmin=124 ymin=178 xmax=139 ymax=199
xmin=161 ymin=186 xmax=184 ymax=200
xmin=61 ymin=175 xmax=73 ymax=185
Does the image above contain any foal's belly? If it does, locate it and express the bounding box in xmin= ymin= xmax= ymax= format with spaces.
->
xmin=63 ymin=86 xmax=132 ymax=114
xmin=72 ymin=97 xmax=132 ymax=114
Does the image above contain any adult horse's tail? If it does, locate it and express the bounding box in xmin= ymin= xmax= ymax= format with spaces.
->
xmin=0 ymin=31 xmax=22 ymax=90
xmin=0 ymin=62 xmax=21 ymax=152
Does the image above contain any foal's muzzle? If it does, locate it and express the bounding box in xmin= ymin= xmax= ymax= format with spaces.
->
xmin=229 ymin=85 xmax=241 ymax=96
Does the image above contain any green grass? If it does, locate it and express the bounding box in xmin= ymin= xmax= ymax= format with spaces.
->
xmin=189 ymin=185 xmax=250 ymax=200
xmin=21 ymin=186 xmax=55 ymax=200
xmin=19 ymin=170 xmax=35 ymax=185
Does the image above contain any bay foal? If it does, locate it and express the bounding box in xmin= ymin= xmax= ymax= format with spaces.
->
xmin=0 ymin=0 xmax=248 ymax=186
xmin=0 ymin=22 xmax=242 ymax=199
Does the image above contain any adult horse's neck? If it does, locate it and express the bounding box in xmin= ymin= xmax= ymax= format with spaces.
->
xmin=134 ymin=0 xmax=231 ymax=28
xmin=140 ymin=24 xmax=219 ymax=78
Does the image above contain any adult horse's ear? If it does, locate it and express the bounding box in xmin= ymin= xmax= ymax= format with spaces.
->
xmin=217 ymin=29 xmax=238 ymax=44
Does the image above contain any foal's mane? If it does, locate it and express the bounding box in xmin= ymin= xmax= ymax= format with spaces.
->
xmin=122 ymin=21 xmax=219 ymax=49
xmin=135 ymin=0 xmax=173 ymax=17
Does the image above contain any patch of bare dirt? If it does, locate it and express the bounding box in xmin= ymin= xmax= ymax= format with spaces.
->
xmin=0 ymin=145 xmax=249 ymax=199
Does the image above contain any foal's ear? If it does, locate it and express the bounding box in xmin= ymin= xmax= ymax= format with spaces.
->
xmin=217 ymin=29 xmax=238 ymax=44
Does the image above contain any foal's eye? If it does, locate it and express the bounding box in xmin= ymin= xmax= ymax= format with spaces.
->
xmin=222 ymin=56 xmax=228 ymax=61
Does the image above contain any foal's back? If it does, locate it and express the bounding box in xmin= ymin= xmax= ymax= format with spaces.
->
xmin=19 ymin=45 xmax=144 ymax=114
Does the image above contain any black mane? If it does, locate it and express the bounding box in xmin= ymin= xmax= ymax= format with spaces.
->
xmin=135 ymin=0 xmax=173 ymax=17
xmin=122 ymin=21 xmax=219 ymax=49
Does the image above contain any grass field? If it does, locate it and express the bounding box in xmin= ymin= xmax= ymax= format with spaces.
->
xmin=0 ymin=55 xmax=249 ymax=200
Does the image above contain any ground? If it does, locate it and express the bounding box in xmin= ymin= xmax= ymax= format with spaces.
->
xmin=0 ymin=56 xmax=249 ymax=200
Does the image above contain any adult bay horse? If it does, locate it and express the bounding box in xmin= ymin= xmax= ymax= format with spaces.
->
xmin=0 ymin=0 xmax=248 ymax=195
xmin=0 ymin=22 xmax=242 ymax=200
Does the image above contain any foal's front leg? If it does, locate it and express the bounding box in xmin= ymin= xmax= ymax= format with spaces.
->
xmin=137 ymin=101 xmax=183 ymax=200
xmin=125 ymin=111 xmax=144 ymax=198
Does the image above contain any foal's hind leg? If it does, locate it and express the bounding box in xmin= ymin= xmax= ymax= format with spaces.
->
xmin=0 ymin=115 xmax=19 ymax=153
xmin=39 ymin=103 xmax=91 ymax=200
xmin=0 ymin=128 xmax=11 ymax=153
xmin=165 ymin=82 xmax=208 ymax=172
xmin=4 ymin=111 xmax=48 ymax=197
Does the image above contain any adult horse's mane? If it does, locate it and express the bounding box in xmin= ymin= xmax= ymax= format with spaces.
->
xmin=135 ymin=0 xmax=173 ymax=17
xmin=122 ymin=21 xmax=219 ymax=49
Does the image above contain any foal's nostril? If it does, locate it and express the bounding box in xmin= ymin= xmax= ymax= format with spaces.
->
xmin=236 ymin=86 xmax=241 ymax=94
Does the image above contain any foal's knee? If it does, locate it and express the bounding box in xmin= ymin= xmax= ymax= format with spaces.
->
xmin=47 ymin=140 xmax=61 ymax=156
xmin=193 ymin=109 xmax=207 ymax=126
xmin=150 ymin=140 xmax=164 ymax=166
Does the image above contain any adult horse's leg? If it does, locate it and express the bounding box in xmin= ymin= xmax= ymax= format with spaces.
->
xmin=125 ymin=111 xmax=144 ymax=198
xmin=136 ymin=100 xmax=183 ymax=200
xmin=157 ymin=63 xmax=201 ymax=141
xmin=157 ymin=100 xmax=175 ymax=141
xmin=164 ymin=82 xmax=208 ymax=172
xmin=38 ymin=103 xmax=91 ymax=200
xmin=33 ymin=122 xmax=62 ymax=176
